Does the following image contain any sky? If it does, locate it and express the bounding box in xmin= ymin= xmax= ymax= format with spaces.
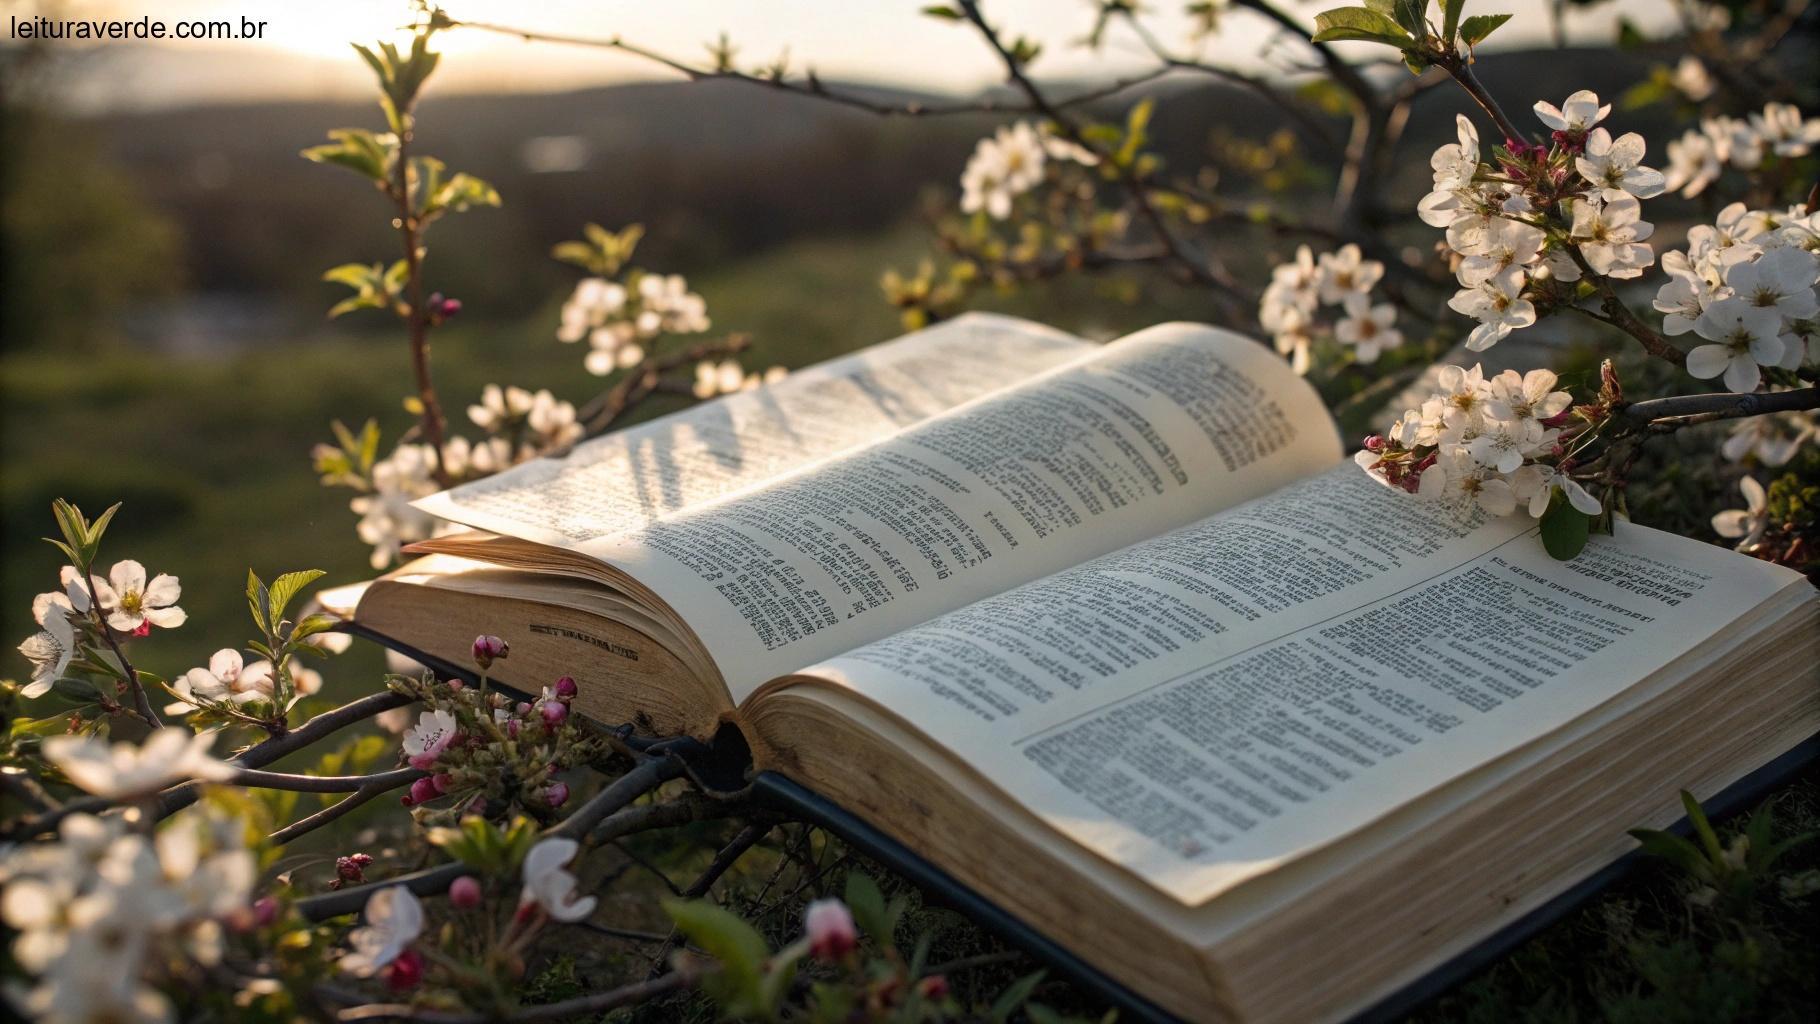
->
xmin=12 ymin=0 xmax=1687 ymax=111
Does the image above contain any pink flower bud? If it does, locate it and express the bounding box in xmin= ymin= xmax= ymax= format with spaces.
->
xmin=385 ymin=948 xmax=425 ymax=991
xmin=471 ymin=634 xmax=509 ymax=669
xmin=407 ymin=752 xmax=439 ymax=771
xmin=505 ymin=719 xmax=520 ymax=739
xmin=432 ymin=772 xmax=455 ymax=794
xmin=804 ymin=898 xmax=858 ymax=961
xmin=1362 ymin=434 xmax=1385 ymax=452
xmin=409 ymin=777 xmax=440 ymax=805
xmin=543 ymin=781 xmax=570 ymax=808
xmin=917 ymin=975 xmax=949 ymax=1000
xmin=540 ymin=701 xmax=568 ymax=727
xmin=516 ymin=701 xmax=532 ymax=715
xmin=336 ymin=853 xmax=373 ymax=884
xmin=448 ymin=875 xmax=483 ymax=910
xmin=400 ymin=793 xmax=415 ymax=807
xmin=252 ymin=896 xmax=279 ymax=927
xmin=445 ymin=679 xmax=464 ymax=691
xmin=553 ymin=676 xmax=579 ymax=699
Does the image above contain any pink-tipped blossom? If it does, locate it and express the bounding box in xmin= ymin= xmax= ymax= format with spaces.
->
xmin=552 ymin=676 xmax=578 ymax=699
xmin=543 ymin=781 xmax=570 ymax=808
xmin=804 ymin=898 xmax=858 ymax=961
xmin=540 ymin=701 xmax=568 ymax=727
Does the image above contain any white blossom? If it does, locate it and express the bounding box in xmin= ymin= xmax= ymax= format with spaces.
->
xmin=1711 ymin=476 xmax=1769 ymax=552
xmin=42 ymin=730 xmax=235 ymax=799
xmin=526 ymin=389 xmax=583 ymax=449
xmin=1570 ymin=194 xmax=1655 ymax=279
xmin=1487 ymin=368 xmax=1573 ymax=431
xmin=1722 ymin=401 xmax=1815 ymax=467
xmin=87 ymin=560 xmax=185 ymax=635
xmin=1704 ymin=115 xmax=1762 ymax=170
xmin=557 ymin=278 xmax=625 ymax=343
xmin=1315 ymin=244 xmax=1384 ymax=305
xmin=1 ymin=804 xmax=253 ymax=1024
xmin=401 ymin=708 xmax=459 ymax=766
xmin=19 ymin=580 xmax=86 ymax=698
xmin=519 ymin=837 xmax=597 ymax=923
xmin=1725 ymin=244 xmax=1820 ymax=322
xmin=960 ymin=122 xmax=1047 ymax=220
xmin=349 ymin=444 xmax=444 ymax=569
xmin=1448 ymin=267 xmax=1536 ymax=351
xmin=1663 ymin=129 xmax=1722 ymax=198
xmin=1334 ymin=295 xmax=1401 ymax=363
xmin=467 ymin=383 xmax=536 ymax=433
xmin=1457 ymin=217 xmax=1545 ymax=287
xmin=1749 ymin=102 xmax=1820 ymax=159
xmin=340 ymin=886 xmax=423 ymax=975
xmin=1687 ymin=297 xmax=1786 ymax=393
xmin=1574 ymin=128 xmax=1665 ymax=200
xmin=691 ymin=359 xmax=784 ymax=398
xmin=1671 ymin=55 xmax=1714 ymax=102
xmin=1356 ymin=363 xmax=1600 ymax=521
xmin=1533 ymin=89 xmax=1609 ymax=133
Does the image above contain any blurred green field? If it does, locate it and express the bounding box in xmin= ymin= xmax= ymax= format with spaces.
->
xmin=0 ymin=218 xmax=1225 ymax=694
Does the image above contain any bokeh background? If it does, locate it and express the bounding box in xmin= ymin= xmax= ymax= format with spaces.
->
xmin=0 ymin=0 xmax=1776 ymax=681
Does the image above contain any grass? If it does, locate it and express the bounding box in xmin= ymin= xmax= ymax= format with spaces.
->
xmin=3 ymin=220 xmax=1816 ymax=1021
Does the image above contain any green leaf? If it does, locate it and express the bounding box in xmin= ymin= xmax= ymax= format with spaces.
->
xmin=1311 ymin=7 xmax=1413 ymax=46
xmin=1628 ymin=828 xmax=1712 ymax=880
xmin=1457 ymin=12 xmax=1512 ymax=47
xmin=1681 ymin=789 xmax=1725 ymax=863
xmin=920 ymin=5 xmax=962 ymax=20
xmin=663 ymin=899 xmax=769 ymax=997
xmin=246 ymin=569 xmax=270 ymax=634
xmin=844 ymin=873 xmax=889 ymax=948
xmin=267 ymin=569 xmax=326 ymax=626
xmin=1538 ymin=490 xmax=1590 ymax=561
xmin=1387 ymin=0 xmax=1428 ymax=36
xmin=988 ymin=970 xmax=1047 ymax=1023
xmin=1441 ymin=0 xmax=1465 ymax=43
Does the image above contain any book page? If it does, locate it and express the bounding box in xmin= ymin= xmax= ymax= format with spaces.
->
xmin=792 ymin=465 xmax=1804 ymax=904
xmin=416 ymin=313 xmax=1090 ymax=546
xmin=593 ymin=323 xmax=1342 ymax=695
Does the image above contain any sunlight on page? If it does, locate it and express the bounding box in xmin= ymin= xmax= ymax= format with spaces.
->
xmin=415 ymin=313 xmax=1089 ymax=546
xmin=804 ymin=465 xmax=1804 ymax=905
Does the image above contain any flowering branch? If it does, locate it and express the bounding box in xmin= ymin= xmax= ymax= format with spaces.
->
xmin=575 ymin=333 xmax=753 ymax=439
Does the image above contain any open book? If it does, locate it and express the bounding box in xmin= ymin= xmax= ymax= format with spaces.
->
xmin=330 ymin=313 xmax=1820 ymax=1023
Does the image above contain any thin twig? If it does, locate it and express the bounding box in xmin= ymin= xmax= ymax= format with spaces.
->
xmin=439 ymin=12 xmax=1170 ymax=119
xmin=642 ymin=823 xmax=773 ymax=974
xmin=1624 ymin=387 xmax=1820 ymax=423
xmin=73 ymin=569 xmax=161 ymax=728
xmin=270 ymin=777 xmax=411 ymax=845
xmin=234 ymin=766 xmax=423 ymax=793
